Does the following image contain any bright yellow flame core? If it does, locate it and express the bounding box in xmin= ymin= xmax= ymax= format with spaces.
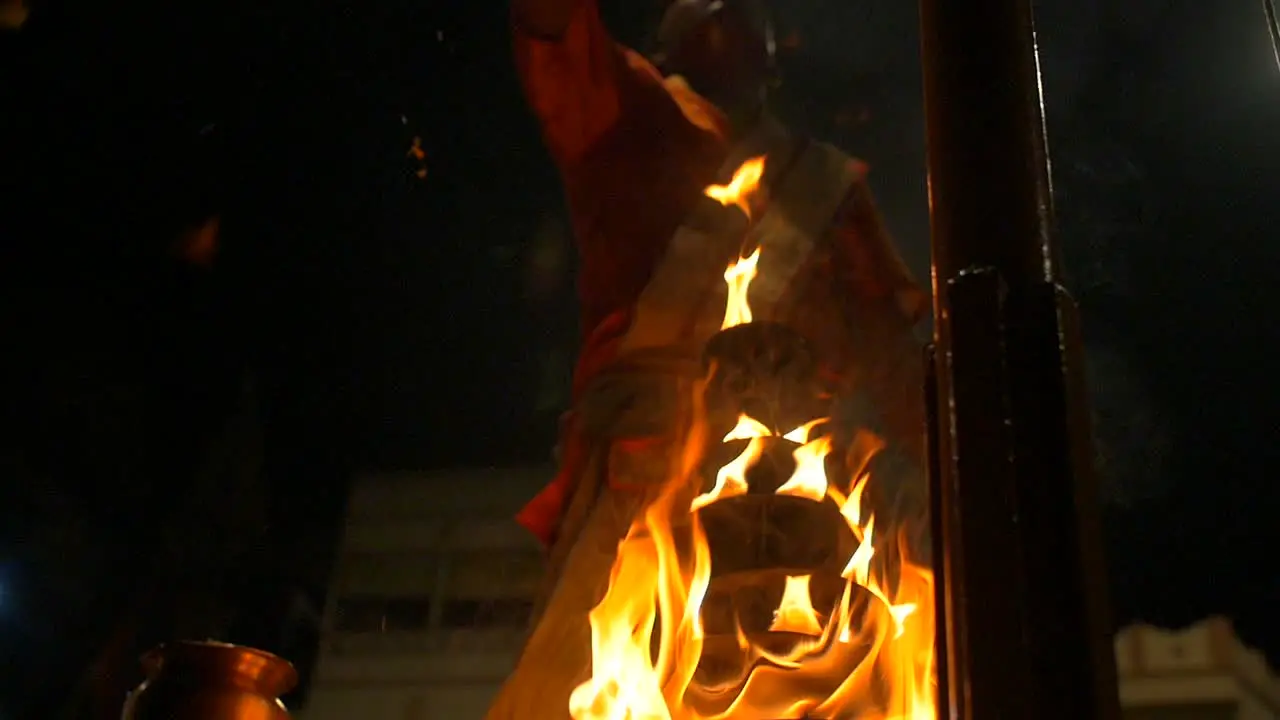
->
xmin=704 ymin=156 xmax=766 ymax=219
xmin=721 ymin=248 xmax=761 ymax=330
xmin=770 ymin=575 xmax=824 ymax=636
xmin=569 ymin=157 xmax=936 ymax=720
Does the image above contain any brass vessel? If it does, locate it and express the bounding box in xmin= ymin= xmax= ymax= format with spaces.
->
xmin=121 ymin=640 xmax=297 ymax=719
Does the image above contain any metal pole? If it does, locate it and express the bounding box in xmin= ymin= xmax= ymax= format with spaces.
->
xmin=917 ymin=0 xmax=1121 ymax=717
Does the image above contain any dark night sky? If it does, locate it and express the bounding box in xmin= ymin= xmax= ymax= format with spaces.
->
xmin=2 ymin=0 xmax=1279 ymax=715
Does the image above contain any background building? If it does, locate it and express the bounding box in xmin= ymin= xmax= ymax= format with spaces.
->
xmin=302 ymin=471 xmax=1280 ymax=720
xmin=302 ymin=467 xmax=547 ymax=720
xmin=1117 ymin=619 xmax=1280 ymax=719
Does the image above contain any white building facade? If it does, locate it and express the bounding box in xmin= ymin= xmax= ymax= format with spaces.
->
xmin=1116 ymin=619 xmax=1280 ymax=719
xmin=301 ymin=467 xmax=548 ymax=720
xmin=302 ymin=469 xmax=1279 ymax=720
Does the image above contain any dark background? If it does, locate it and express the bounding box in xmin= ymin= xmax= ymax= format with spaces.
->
xmin=1 ymin=0 xmax=1278 ymax=716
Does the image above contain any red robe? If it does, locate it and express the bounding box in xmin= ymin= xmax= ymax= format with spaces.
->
xmin=513 ymin=0 xmax=926 ymax=547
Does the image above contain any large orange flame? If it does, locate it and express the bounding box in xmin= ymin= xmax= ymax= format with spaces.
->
xmin=569 ymin=157 xmax=936 ymax=720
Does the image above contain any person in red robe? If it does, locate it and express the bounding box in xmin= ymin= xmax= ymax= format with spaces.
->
xmin=515 ymin=0 xmax=924 ymax=544
xmin=488 ymin=1 xmax=927 ymax=715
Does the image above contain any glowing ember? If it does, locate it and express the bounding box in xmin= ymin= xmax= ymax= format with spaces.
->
xmin=571 ymin=157 xmax=936 ymax=720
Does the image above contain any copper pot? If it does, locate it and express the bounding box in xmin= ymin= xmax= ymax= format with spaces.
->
xmin=121 ymin=640 xmax=297 ymax=720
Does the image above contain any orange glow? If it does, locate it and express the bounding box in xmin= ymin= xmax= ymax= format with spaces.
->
xmin=571 ymin=157 xmax=935 ymax=720
xmin=0 ymin=0 xmax=28 ymax=29
xmin=175 ymin=216 xmax=220 ymax=268
xmin=407 ymin=136 xmax=428 ymax=179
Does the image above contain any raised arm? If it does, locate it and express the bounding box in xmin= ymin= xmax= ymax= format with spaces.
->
xmin=513 ymin=0 xmax=631 ymax=168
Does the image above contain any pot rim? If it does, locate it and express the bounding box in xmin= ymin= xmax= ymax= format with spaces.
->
xmin=141 ymin=640 xmax=298 ymax=698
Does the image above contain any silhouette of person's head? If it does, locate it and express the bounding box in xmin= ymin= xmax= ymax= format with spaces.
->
xmin=654 ymin=0 xmax=776 ymax=110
